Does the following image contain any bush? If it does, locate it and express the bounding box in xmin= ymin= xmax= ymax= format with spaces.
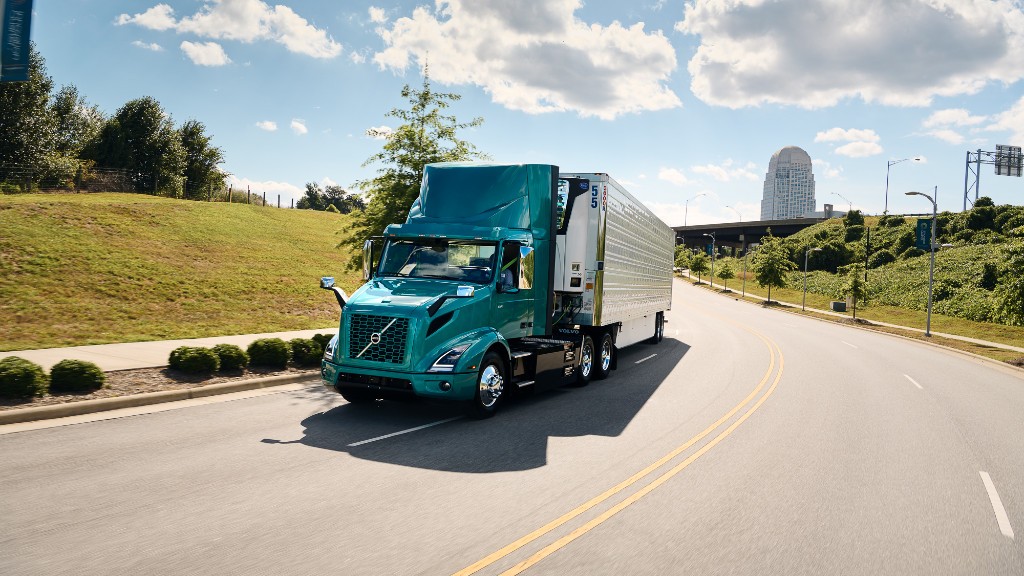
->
xmin=844 ymin=225 xmax=864 ymax=242
xmin=247 ymin=338 xmax=290 ymax=369
xmin=212 ymin=344 xmax=249 ymax=371
xmin=311 ymin=333 xmax=334 ymax=351
xmin=867 ymin=249 xmax=896 ymax=269
xmin=289 ymin=338 xmax=323 ymax=367
xmin=0 ymin=357 xmax=48 ymax=398
xmin=168 ymin=346 xmax=220 ymax=373
xmin=49 ymin=359 xmax=106 ymax=393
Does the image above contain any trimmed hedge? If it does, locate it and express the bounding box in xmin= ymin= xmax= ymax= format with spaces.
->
xmin=0 ymin=356 xmax=48 ymax=398
xmin=49 ymin=359 xmax=106 ymax=393
xmin=247 ymin=338 xmax=290 ymax=369
xmin=289 ymin=338 xmax=323 ymax=367
xmin=169 ymin=346 xmax=220 ymax=374
xmin=311 ymin=333 xmax=333 ymax=352
xmin=212 ymin=343 xmax=249 ymax=371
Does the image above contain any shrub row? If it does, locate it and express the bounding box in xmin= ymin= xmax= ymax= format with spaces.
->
xmin=167 ymin=333 xmax=334 ymax=374
xmin=0 ymin=357 xmax=106 ymax=399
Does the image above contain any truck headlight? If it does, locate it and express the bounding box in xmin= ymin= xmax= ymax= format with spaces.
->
xmin=428 ymin=343 xmax=471 ymax=373
xmin=323 ymin=335 xmax=338 ymax=361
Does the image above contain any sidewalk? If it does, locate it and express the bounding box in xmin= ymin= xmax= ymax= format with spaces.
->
xmin=0 ymin=328 xmax=339 ymax=371
xmin=684 ymin=274 xmax=1024 ymax=354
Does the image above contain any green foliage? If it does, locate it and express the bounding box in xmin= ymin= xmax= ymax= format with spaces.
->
xmin=0 ymin=45 xmax=56 ymax=172
xmin=674 ymin=245 xmax=690 ymax=270
xmin=341 ymin=71 xmax=487 ymax=269
xmin=211 ymin=344 xmax=249 ymax=372
xmin=868 ymin=249 xmax=896 ymax=269
xmin=247 ymin=338 xmax=290 ymax=369
xmin=751 ymin=234 xmax=795 ymax=302
xmin=844 ymin=224 xmax=864 ymax=242
xmin=0 ymin=356 xmax=48 ymax=398
xmin=716 ymin=261 xmax=736 ymax=290
xmin=994 ymin=239 xmax=1024 ymax=326
xmin=843 ymin=209 xmax=865 ymax=227
xmin=179 ymin=119 xmax=225 ymax=200
xmin=289 ymin=338 xmax=323 ymax=367
xmin=689 ymin=251 xmax=710 ymax=281
xmin=311 ymin=333 xmax=334 ymax=351
xmin=169 ymin=346 xmax=220 ymax=373
xmin=325 ymin=203 xmax=340 ymax=213
xmin=49 ymin=359 xmax=105 ymax=393
xmin=838 ymin=264 xmax=868 ymax=319
xmin=51 ymin=85 xmax=104 ymax=159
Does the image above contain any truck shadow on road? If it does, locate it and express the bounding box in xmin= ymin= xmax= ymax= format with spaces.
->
xmin=262 ymin=339 xmax=690 ymax=473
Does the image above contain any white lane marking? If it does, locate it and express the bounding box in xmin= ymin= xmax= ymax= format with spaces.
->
xmin=635 ymin=354 xmax=658 ymax=364
xmin=903 ymin=374 xmax=924 ymax=390
xmin=841 ymin=341 xmax=858 ymax=349
xmin=980 ymin=471 xmax=1015 ymax=539
xmin=347 ymin=416 xmax=462 ymax=447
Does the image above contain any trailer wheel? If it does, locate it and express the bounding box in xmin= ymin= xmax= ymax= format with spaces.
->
xmin=468 ymin=351 xmax=505 ymax=419
xmin=339 ymin=388 xmax=377 ymax=404
xmin=650 ymin=312 xmax=665 ymax=344
xmin=573 ymin=336 xmax=594 ymax=387
xmin=595 ymin=333 xmax=614 ymax=380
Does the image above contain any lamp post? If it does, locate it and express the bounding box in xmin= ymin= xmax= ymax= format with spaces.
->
xmin=803 ymin=247 xmax=822 ymax=311
xmin=703 ymin=232 xmax=716 ymax=289
xmin=832 ymin=192 xmax=852 ymax=213
xmin=685 ymin=193 xmax=706 ymax=227
xmin=725 ymin=205 xmax=742 ymax=222
xmin=905 ymin=187 xmax=937 ymax=336
xmin=885 ymin=157 xmax=921 ymax=214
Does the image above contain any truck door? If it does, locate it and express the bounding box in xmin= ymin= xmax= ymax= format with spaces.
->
xmin=494 ymin=241 xmax=533 ymax=339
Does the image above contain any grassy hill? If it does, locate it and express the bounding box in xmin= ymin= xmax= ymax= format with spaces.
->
xmin=0 ymin=193 xmax=363 ymax=351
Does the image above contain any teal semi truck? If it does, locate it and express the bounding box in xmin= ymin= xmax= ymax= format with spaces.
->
xmin=319 ymin=162 xmax=674 ymax=417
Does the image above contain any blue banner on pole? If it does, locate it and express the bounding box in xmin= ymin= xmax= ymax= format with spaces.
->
xmin=1 ymin=0 xmax=34 ymax=83
xmin=915 ymin=219 xmax=931 ymax=251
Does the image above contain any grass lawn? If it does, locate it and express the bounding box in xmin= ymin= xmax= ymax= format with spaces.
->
xmin=0 ymin=193 xmax=363 ymax=351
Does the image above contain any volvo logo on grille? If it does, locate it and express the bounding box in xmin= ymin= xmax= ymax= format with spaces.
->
xmin=369 ymin=333 xmax=381 ymax=345
xmin=357 ymin=317 xmax=398 ymax=358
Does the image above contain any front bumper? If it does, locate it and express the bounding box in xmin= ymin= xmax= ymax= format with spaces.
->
xmin=321 ymin=360 xmax=478 ymax=401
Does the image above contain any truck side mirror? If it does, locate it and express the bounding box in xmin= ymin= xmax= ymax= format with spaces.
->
xmin=362 ymin=239 xmax=375 ymax=281
xmin=320 ymin=276 xmax=348 ymax=309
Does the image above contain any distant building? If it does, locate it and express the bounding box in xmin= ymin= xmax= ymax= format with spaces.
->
xmin=760 ymin=146 xmax=816 ymax=220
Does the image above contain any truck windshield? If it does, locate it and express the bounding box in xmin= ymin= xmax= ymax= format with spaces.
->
xmin=378 ymin=239 xmax=498 ymax=284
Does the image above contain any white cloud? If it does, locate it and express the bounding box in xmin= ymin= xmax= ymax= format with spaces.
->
xmin=813 ymin=158 xmax=843 ymax=179
xmin=658 ymin=167 xmax=692 ymax=187
xmin=118 ymin=0 xmax=342 ymax=59
xmin=349 ymin=51 xmax=367 ymax=64
xmin=290 ymin=119 xmax=308 ymax=135
xmin=835 ymin=142 xmax=884 ymax=158
xmin=373 ymin=0 xmax=681 ymax=119
xmin=676 ymin=0 xmax=1024 ymax=109
xmin=691 ymin=159 xmax=760 ymax=182
xmin=814 ymin=128 xmax=881 ymax=143
xmin=226 ymin=175 xmax=303 ymax=207
xmin=366 ymin=125 xmax=393 ymax=140
xmin=131 ymin=40 xmax=164 ymax=52
xmin=923 ymin=108 xmax=987 ymax=128
xmin=987 ymin=96 xmax=1024 ymax=144
xmin=926 ymin=129 xmax=965 ymax=145
xmin=368 ymin=6 xmax=388 ymax=24
xmin=116 ymin=4 xmax=177 ymax=30
xmin=180 ymin=41 xmax=232 ymax=66
xmin=255 ymin=120 xmax=278 ymax=131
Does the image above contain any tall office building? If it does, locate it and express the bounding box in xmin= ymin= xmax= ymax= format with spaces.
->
xmin=760 ymin=146 xmax=816 ymax=220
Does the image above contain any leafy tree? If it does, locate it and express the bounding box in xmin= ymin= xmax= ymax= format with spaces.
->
xmin=994 ymin=239 xmax=1024 ymax=326
xmin=297 ymin=182 xmax=327 ymax=210
xmin=843 ymin=209 xmax=864 ymax=228
xmin=324 ymin=185 xmax=365 ymax=213
xmin=674 ymin=245 xmax=690 ymax=270
xmin=178 ymin=119 xmax=225 ymax=199
xmin=752 ymin=233 xmax=795 ymax=303
xmin=84 ymin=96 xmax=186 ymax=195
xmin=0 ymin=45 xmax=55 ymax=176
xmin=689 ymin=252 xmax=710 ymax=283
xmin=717 ymin=261 xmax=736 ymax=291
xmin=838 ymin=263 xmax=868 ymax=319
xmin=341 ymin=71 xmax=486 ymax=268
xmin=50 ymin=84 xmax=104 ymax=158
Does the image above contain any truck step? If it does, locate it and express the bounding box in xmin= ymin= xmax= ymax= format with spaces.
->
xmin=514 ymin=379 xmax=535 ymax=388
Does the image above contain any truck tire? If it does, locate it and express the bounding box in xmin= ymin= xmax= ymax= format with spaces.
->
xmin=339 ymin=388 xmax=377 ymax=404
xmin=573 ymin=336 xmax=594 ymax=387
xmin=594 ymin=332 xmax=614 ymax=380
xmin=650 ymin=312 xmax=664 ymax=344
xmin=468 ymin=351 xmax=505 ymax=419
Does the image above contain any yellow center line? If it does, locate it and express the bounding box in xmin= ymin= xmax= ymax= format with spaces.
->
xmin=501 ymin=336 xmax=784 ymax=575
xmin=453 ymin=328 xmax=780 ymax=576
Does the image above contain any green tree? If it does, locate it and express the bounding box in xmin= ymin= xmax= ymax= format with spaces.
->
xmin=689 ymin=252 xmax=710 ymax=283
xmin=0 ymin=45 xmax=55 ymax=177
xmin=341 ymin=71 xmax=486 ymax=268
xmin=297 ymin=182 xmax=327 ymax=210
xmin=674 ymin=245 xmax=690 ymax=271
xmin=50 ymin=84 xmax=104 ymax=158
xmin=324 ymin=185 xmax=365 ymax=213
xmin=752 ymin=233 xmax=795 ymax=303
xmin=994 ymin=239 xmax=1024 ymax=326
xmin=717 ymin=261 xmax=736 ymax=291
xmin=843 ymin=208 xmax=864 ymax=228
xmin=178 ymin=119 xmax=225 ymax=199
xmin=838 ymin=263 xmax=868 ymax=319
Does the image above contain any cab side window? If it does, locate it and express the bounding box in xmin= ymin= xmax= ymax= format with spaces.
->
xmin=499 ymin=243 xmax=520 ymax=291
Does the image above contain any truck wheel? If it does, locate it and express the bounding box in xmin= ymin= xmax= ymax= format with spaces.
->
xmin=339 ymin=388 xmax=377 ymax=404
xmin=468 ymin=351 xmax=505 ymax=419
xmin=650 ymin=312 xmax=664 ymax=344
xmin=573 ymin=336 xmax=594 ymax=387
xmin=594 ymin=333 xmax=614 ymax=380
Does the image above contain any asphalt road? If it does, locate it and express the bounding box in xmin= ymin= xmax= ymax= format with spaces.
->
xmin=2 ymin=279 xmax=1021 ymax=575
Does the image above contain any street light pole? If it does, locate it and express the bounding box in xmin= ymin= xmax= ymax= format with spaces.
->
xmin=684 ymin=193 xmax=706 ymax=227
xmin=905 ymin=187 xmax=938 ymax=336
xmin=832 ymin=192 xmax=852 ymax=213
xmin=886 ymin=157 xmax=921 ymax=214
xmin=703 ymin=232 xmax=716 ymax=289
xmin=803 ymin=247 xmax=822 ymax=311
xmin=725 ymin=205 xmax=742 ymax=222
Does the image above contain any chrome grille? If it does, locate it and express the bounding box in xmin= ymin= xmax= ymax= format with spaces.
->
xmin=347 ymin=314 xmax=409 ymax=364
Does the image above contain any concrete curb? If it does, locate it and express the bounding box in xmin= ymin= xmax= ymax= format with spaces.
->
xmin=0 ymin=371 xmax=320 ymax=426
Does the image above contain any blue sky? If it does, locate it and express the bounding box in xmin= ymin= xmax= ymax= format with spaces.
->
xmin=33 ymin=0 xmax=1024 ymax=224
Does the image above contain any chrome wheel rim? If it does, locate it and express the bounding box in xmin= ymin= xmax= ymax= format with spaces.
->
xmin=478 ymin=364 xmax=503 ymax=408
xmin=600 ymin=339 xmax=612 ymax=371
xmin=581 ymin=341 xmax=593 ymax=378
